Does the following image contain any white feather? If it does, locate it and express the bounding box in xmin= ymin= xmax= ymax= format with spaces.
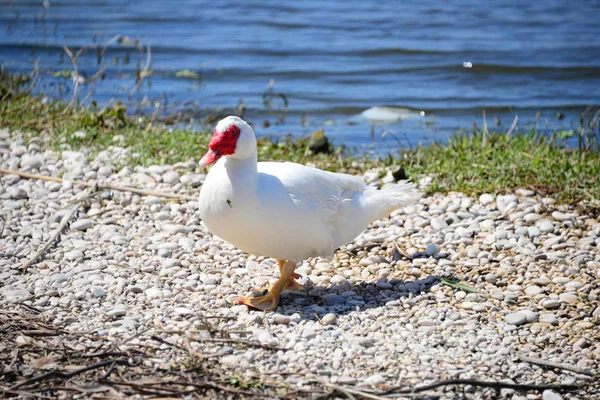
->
xmin=198 ymin=116 xmax=419 ymax=262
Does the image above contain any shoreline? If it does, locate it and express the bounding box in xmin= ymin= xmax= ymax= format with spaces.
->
xmin=1 ymin=74 xmax=600 ymax=208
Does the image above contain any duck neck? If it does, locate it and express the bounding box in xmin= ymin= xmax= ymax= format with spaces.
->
xmin=223 ymin=151 xmax=258 ymax=186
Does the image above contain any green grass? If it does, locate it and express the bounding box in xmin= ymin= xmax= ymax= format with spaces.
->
xmin=1 ymin=71 xmax=599 ymax=206
xmin=403 ymin=130 xmax=600 ymax=205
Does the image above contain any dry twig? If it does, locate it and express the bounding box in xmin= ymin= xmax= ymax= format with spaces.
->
xmin=384 ymin=378 xmax=580 ymax=395
xmin=517 ymin=353 xmax=595 ymax=377
xmin=20 ymin=182 xmax=98 ymax=270
xmin=0 ymin=168 xmax=197 ymax=201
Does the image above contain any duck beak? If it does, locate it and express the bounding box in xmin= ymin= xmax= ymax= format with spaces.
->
xmin=199 ymin=149 xmax=221 ymax=166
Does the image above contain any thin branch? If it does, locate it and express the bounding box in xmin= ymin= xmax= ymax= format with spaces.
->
xmin=0 ymin=169 xmax=197 ymax=201
xmin=0 ymin=214 xmax=6 ymax=237
xmin=482 ymin=110 xmax=488 ymax=149
xmin=517 ymin=353 xmax=595 ymax=377
xmin=20 ymin=180 xmax=97 ymax=271
xmin=153 ymin=334 xmax=282 ymax=351
xmin=384 ymin=378 xmax=580 ymax=395
xmin=506 ymin=115 xmax=519 ymax=138
xmin=63 ymin=45 xmax=81 ymax=108
xmin=10 ymin=359 xmax=130 ymax=390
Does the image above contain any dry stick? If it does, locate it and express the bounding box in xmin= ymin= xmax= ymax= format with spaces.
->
xmin=384 ymin=378 xmax=580 ymax=395
xmin=0 ymin=168 xmax=197 ymax=201
xmin=196 ymin=337 xmax=282 ymax=351
xmin=324 ymin=383 xmax=359 ymax=400
xmin=506 ymin=115 xmax=519 ymax=138
xmin=20 ymin=201 xmax=81 ymax=271
xmin=10 ymin=358 xmax=130 ymax=390
xmin=482 ymin=110 xmax=488 ymax=149
xmin=517 ymin=353 xmax=595 ymax=377
xmin=19 ymin=181 xmax=99 ymax=270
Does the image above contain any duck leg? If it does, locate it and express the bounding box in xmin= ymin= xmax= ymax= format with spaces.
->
xmin=235 ymin=260 xmax=301 ymax=311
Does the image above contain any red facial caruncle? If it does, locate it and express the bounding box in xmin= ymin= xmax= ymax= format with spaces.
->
xmin=200 ymin=125 xmax=241 ymax=166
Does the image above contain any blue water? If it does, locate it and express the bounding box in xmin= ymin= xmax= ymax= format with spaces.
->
xmin=2 ymin=0 xmax=600 ymax=154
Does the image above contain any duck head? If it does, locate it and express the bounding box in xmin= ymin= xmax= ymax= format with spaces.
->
xmin=200 ymin=116 xmax=256 ymax=166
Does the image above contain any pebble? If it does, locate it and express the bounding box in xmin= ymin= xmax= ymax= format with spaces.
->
xmin=425 ymin=243 xmax=440 ymax=256
xmin=71 ymin=219 xmax=94 ymax=231
xmin=430 ymin=217 xmax=448 ymax=231
xmin=8 ymin=187 xmax=28 ymax=199
xmin=321 ymin=313 xmax=337 ymax=325
xmin=51 ymin=273 xmax=68 ymax=282
xmin=162 ymin=171 xmax=180 ymax=184
xmin=542 ymin=390 xmax=564 ymax=400
xmin=20 ymin=154 xmax=43 ymax=169
xmin=505 ymin=312 xmax=527 ymax=326
xmin=106 ymin=307 xmax=128 ymax=318
xmin=479 ymin=193 xmax=494 ymax=206
xmin=542 ymin=299 xmax=560 ymax=309
xmin=273 ymin=314 xmax=291 ymax=325
xmin=64 ymin=250 xmax=84 ymax=261
xmin=525 ymin=285 xmax=542 ymax=296
xmin=539 ymin=314 xmax=558 ymax=325
xmin=537 ymin=219 xmax=554 ymax=233
xmin=551 ymin=211 xmax=576 ymax=221
xmin=330 ymin=274 xmax=346 ymax=284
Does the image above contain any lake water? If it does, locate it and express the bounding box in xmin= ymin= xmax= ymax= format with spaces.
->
xmin=2 ymin=0 xmax=600 ymax=154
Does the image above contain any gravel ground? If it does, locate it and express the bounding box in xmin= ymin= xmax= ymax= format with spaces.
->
xmin=1 ymin=129 xmax=599 ymax=399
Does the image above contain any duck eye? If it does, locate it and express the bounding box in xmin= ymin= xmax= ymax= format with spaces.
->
xmin=228 ymin=126 xmax=240 ymax=138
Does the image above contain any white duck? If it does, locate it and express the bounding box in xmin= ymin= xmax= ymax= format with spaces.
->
xmin=198 ymin=116 xmax=419 ymax=311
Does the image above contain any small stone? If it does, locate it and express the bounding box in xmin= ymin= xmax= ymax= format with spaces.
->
xmin=106 ymin=307 xmax=128 ymax=318
xmin=162 ymin=171 xmax=180 ymax=184
xmin=97 ymin=166 xmax=113 ymax=177
xmin=523 ymin=213 xmax=543 ymax=223
xmin=145 ymin=288 xmax=162 ymax=299
xmin=528 ymin=227 xmax=541 ymax=238
xmin=147 ymin=165 xmax=164 ymax=174
xmin=221 ymin=355 xmax=242 ymax=366
xmin=162 ymin=224 xmax=189 ymax=234
xmin=542 ymin=389 xmax=563 ymax=400
xmin=273 ymin=314 xmax=291 ymax=325
xmin=6 ymin=200 xmax=25 ymax=209
xmin=539 ymin=313 xmax=558 ymax=325
xmin=430 ymin=217 xmax=448 ymax=231
xmin=174 ymin=307 xmax=193 ymax=316
xmin=51 ymin=273 xmax=68 ymax=282
xmin=559 ymin=293 xmax=579 ymax=304
xmin=71 ymin=219 xmax=94 ymax=231
xmin=73 ymin=130 xmax=87 ymax=139
xmin=302 ymin=328 xmax=316 ymax=340
xmin=8 ymin=187 xmax=28 ymax=199
xmin=93 ymin=289 xmax=106 ymax=298
xmin=64 ymin=250 xmax=84 ymax=261
xmin=425 ymin=243 xmax=440 ymax=256
xmin=521 ymin=310 xmax=538 ymax=323
xmin=330 ymin=274 xmax=346 ymax=284
xmin=180 ymin=173 xmax=204 ymax=187
xmin=479 ymin=193 xmax=494 ymax=206
xmin=20 ymin=154 xmax=43 ymax=169
xmin=542 ymin=299 xmax=560 ymax=309
xmin=525 ymin=285 xmax=542 ymax=296
xmin=323 ymin=294 xmax=345 ymax=306
xmin=551 ymin=211 xmax=576 ymax=221
xmin=321 ymin=313 xmax=337 ymax=325
xmin=537 ymin=219 xmax=554 ymax=233
xmin=505 ymin=312 xmax=527 ymax=326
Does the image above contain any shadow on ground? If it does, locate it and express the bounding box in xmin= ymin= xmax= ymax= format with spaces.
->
xmin=275 ymin=275 xmax=440 ymax=318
